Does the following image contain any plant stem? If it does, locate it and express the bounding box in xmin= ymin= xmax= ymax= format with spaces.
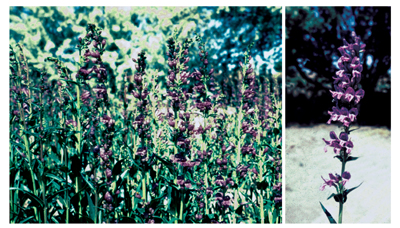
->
xmin=338 ymin=127 xmax=349 ymax=224
xmin=142 ymin=171 xmax=146 ymax=202
xmin=338 ymin=160 xmax=346 ymax=223
xmin=204 ymin=163 xmax=209 ymax=215
xmin=65 ymin=146 xmax=70 ymax=224
xmin=233 ymin=103 xmax=243 ymax=224
xmin=18 ymin=102 xmax=37 ymax=196
xmin=179 ymin=191 xmax=184 ymax=223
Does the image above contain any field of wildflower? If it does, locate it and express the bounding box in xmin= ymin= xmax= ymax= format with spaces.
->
xmin=9 ymin=7 xmax=282 ymax=223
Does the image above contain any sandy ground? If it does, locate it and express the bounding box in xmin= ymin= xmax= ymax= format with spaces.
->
xmin=285 ymin=124 xmax=391 ymax=223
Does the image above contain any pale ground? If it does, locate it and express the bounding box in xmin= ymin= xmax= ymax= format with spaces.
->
xmin=285 ymin=124 xmax=391 ymax=223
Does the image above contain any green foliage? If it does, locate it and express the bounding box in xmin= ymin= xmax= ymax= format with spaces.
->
xmin=10 ymin=8 xmax=282 ymax=224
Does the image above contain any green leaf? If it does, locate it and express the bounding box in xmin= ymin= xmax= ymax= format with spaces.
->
xmin=62 ymin=79 xmax=80 ymax=87
xmin=86 ymin=192 xmax=96 ymax=221
xmin=51 ymin=217 xmax=59 ymax=223
xmin=343 ymin=182 xmax=363 ymax=201
xmin=153 ymin=153 xmax=175 ymax=173
xmin=19 ymin=215 xmax=35 ymax=223
xmin=81 ymin=173 xmax=95 ymax=190
xmin=327 ymin=193 xmax=336 ymax=200
xmin=10 ymin=187 xmax=44 ymax=208
xmin=45 ymin=173 xmax=64 ymax=183
xmin=334 ymin=155 xmax=344 ymax=162
xmin=346 ymin=156 xmax=359 ymax=162
xmin=46 ymin=188 xmax=69 ymax=202
xmin=319 ymin=202 xmax=337 ymax=224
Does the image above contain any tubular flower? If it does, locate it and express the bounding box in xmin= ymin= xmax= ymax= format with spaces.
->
xmin=323 ymin=131 xmax=353 ymax=154
xmin=327 ymin=32 xmax=365 ymax=126
xmin=320 ymin=171 xmax=351 ymax=191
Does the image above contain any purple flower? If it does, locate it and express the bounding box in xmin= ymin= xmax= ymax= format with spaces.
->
xmin=322 ymin=131 xmax=353 ymax=154
xmin=327 ymin=32 xmax=365 ymax=129
xmin=184 ymin=180 xmax=192 ymax=189
xmin=274 ymin=196 xmax=282 ymax=203
xmin=215 ymin=175 xmax=226 ymax=187
xmin=136 ymin=147 xmax=147 ymax=157
xmin=273 ymin=182 xmax=282 ymax=191
xmin=65 ymin=119 xmax=77 ymax=127
xmin=215 ymin=192 xmax=223 ymax=202
xmin=320 ymin=171 xmax=351 ymax=191
xmin=104 ymin=191 xmax=113 ymax=203
xmin=106 ymin=168 xmax=112 ymax=179
xmin=222 ymin=196 xmax=231 ymax=207
xmin=206 ymin=187 xmax=213 ymax=195
xmin=135 ymin=192 xmax=142 ymax=199
xmin=177 ymin=176 xmax=185 ymax=186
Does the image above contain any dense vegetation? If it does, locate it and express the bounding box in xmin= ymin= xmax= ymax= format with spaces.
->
xmin=9 ymin=7 xmax=282 ymax=223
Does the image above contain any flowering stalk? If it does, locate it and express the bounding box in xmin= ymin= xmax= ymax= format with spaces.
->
xmin=192 ymin=34 xmax=219 ymax=218
xmin=9 ymin=45 xmax=39 ymax=222
xmin=165 ymin=34 xmax=196 ymax=223
xmin=320 ymin=31 xmax=365 ymax=224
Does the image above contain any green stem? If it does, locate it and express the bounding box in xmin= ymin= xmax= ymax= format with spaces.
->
xmin=204 ymin=163 xmax=209 ymax=215
xmin=338 ymin=127 xmax=350 ymax=224
xmin=75 ymin=79 xmax=83 ymax=219
xmin=18 ymin=103 xmax=37 ymax=196
xmin=142 ymin=172 xmax=146 ymax=202
xmin=65 ymin=146 xmax=70 ymax=224
xmin=94 ymin=166 xmax=98 ymax=224
xmin=338 ymin=160 xmax=346 ymax=223
xmin=257 ymin=129 xmax=264 ymax=223
xmin=179 ymin=191 xmax=184 ymax=223
xmin=233 ymin=104 xmax=243 ymax=224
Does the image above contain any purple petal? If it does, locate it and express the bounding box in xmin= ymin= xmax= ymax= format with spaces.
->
xmin=329 ymin=131 xmax=338 ymax=139
xmin=344 ymin=87 xmax=355 ymax=102
xmin=342 ymin=171 xmax=351 ymax=180
xmin=354 ymin=89 xmax=365 ymax=104
xmin=345 ymin=141 xmax=354 ymax=154
xmin=339 ymin=132 xmax=348 ymax=141
xmin=340 ymin=107 xmax=349 ymax=115
xmin=329 ymin=173 xmax=339 ymax=182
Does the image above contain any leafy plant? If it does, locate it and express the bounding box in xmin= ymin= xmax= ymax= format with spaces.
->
xmin=319 ymin=31 xmax=364 ymax=224
xmin=10 ymin=18 xmax=281 ymax=223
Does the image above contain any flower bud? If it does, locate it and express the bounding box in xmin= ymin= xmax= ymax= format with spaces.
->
xmin=168 ymin=119 xmax=175 ymax=128
xmin=104 ymin=191 xmax=113 ymax=203
xmin=106 ymin=168 xmax=112 ymax=179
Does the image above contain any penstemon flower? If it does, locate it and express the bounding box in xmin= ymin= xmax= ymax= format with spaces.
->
xmin=319 ymin=31 xmax=365 ymax=224
xmin=10 ymin=18 xmax=282 ymax=223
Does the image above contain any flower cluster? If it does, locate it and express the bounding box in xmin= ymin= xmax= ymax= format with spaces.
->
xmin=319 ymin=32 xmax=365 ymax=224
xmin=190 ymin=34 xmax=218 ymax=115
xmin=165 ymin=37 xmax=192 ymax=112
xmin=320 ymin=172 xmax=351 ymax=191
xmin=77 ymin=24 xmax=107 ymax=82
xmin=131 ymin=51 xmax=153 ymax=162
xmin=327 ymin=31 xmax=365 ymax=127
xmin=322 ymin=131 xmax=353 ymax=155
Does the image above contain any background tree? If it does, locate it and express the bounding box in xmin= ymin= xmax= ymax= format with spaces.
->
xmin=10 ymin=6 xmax=282 ymax=106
